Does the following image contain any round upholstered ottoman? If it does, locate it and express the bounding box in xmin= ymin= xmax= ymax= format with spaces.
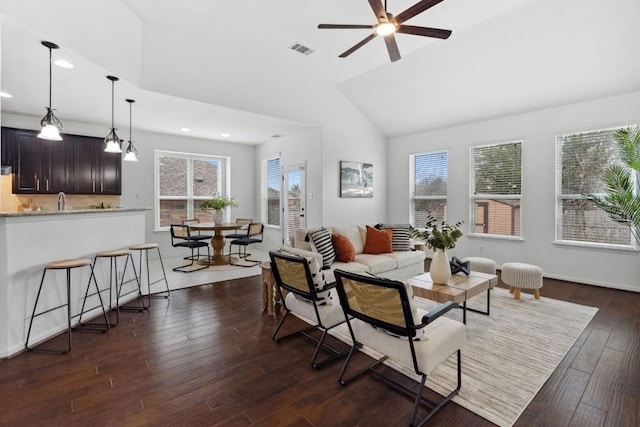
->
xmin=463 ymin=257 xmax=497 ymax=275
xmin=501 ymin=262 xmax=543 ymax=300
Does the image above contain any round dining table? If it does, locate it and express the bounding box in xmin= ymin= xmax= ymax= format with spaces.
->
xmin=190 ymin=222 xmax=242 ymax=266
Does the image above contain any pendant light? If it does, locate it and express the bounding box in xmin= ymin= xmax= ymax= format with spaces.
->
xmin=104 ymin=75 xmax=122 ymax=153
xmin=37 ymin=41 xmax=63 ymax=141
xmin=123 ymin=99 xmax=138 ymax=162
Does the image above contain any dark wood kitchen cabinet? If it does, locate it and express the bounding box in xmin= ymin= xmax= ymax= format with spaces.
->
xmin=1 ymin=127 xmax=121 ymax=195
xmin=1 ymin=127 xmax=14 ymax=167
xmin=6 ymin=127 xmax=69 ymax=194
xmin=72 ymin=135 xmax=121 ymax=194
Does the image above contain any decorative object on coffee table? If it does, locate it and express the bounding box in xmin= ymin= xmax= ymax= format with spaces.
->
xmin=450 ymin=256 xmax=470 ymax=275
xmin=422 ymin=214 xmax=463 ymax=285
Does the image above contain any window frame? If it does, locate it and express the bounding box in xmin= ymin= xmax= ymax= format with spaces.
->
xmin=468 ymin=140 xmax=523 ymax=240
xmin=555 ymin=126 xmax=638 ymax=250
xmin=154 ymin=150 xmax=230 ymax=231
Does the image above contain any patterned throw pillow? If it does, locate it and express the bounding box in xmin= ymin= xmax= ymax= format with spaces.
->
xmin=293 ymin=256 xmax=332 ymax=305
xmin=308 ymin=227 xmax=336 ymax=268
xmin=377 ymin=223 xmax=411 ymax=251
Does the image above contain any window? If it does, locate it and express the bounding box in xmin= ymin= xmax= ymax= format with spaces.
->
xmin=410 ymin=151 xmax=448 ymax=227
xmin=155 ymin=151 xmax=228 ymax=229
xmin=556 ymin=127 xmax=634 ymax=247
xmin=262 ymin=156 xmax=280 ymax=227
xmin=469 ymin=141 xmax=522 ymax=237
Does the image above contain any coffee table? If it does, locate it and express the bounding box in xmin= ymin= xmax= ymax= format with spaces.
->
xmin=407 ymin=271 xmax=498 ymax=323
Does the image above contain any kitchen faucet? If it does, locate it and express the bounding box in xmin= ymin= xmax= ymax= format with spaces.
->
xmin=57 ymin=192 xmax=66 ymax=211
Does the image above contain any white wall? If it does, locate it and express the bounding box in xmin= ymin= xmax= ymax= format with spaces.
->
xmin=257 ymin=128 xmax=322 ymax=249
xmin=2 ymin=112 xmax=256 ymax=258
xmin=388 ymin=91 xmax=640 ymax=291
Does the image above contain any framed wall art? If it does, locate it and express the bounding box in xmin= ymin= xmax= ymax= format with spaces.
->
xmin=340 ymin=161 xmax=373 ymax=198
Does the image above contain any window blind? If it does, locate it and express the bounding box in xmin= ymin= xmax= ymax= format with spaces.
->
xmin=263 ymin=157 xmax=280 ymax=226
xmin=556 ymin=127 xmax=632 ymax=245
xmin=410 ymin=150 xmax=448 ymax=226
xmin=469 ymin=141 xmax=522 ymax=237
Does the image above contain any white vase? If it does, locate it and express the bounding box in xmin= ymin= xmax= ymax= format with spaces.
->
xmin=212 ymin=209 xmax=225 ymax=225
xmin=430 ymin=248 xmax=451 ymax=285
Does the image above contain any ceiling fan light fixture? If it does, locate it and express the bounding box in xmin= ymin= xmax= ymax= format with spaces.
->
xmin=38 ymin=41 xmax=63 ymax=141
xmin=376 ymin=21 xmax=396 ymax=36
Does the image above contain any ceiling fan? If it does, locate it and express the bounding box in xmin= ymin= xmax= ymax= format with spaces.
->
xmin=318 ymin=0 xmax=452 ymax=62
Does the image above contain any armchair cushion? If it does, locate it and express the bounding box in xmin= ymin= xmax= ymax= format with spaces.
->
xmin=351 ymin=313 xmax=465 ymax=374
xmin=308 ymin=227 xmax=336 ymax=268
xmin=332 ymin=233 xmax=356 ymax=263
xmin=363 ymin=225 xmax=393 ymax=254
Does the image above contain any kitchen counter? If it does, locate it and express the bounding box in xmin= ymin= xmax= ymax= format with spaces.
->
xmin=0 ymin=207 xmax=149 ymax=217
xmin=0 ymin=208 xmax=148 ymax=357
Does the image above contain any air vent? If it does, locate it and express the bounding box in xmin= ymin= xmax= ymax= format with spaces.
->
xmin=289 ymin=43 xmax=314 ymax=56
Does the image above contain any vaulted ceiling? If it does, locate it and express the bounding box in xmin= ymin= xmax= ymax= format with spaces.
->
xmin=1 ymin=0 xmax=639 ymax=143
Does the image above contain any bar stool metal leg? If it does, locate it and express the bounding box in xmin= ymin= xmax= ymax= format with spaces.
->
xmin=129 ymin=243 xmax=170 ymax=308
xmin=26 ymin=259 xmax=109 ymax=354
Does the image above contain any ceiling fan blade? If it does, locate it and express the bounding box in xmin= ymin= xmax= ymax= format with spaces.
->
xmin=395 ymin=0 xmax=445 ymax=25
xmin=397 ymin=25 xmax=452 ymax=39
xmin=338 ymin=33 xmax=378 ymax=58
xmin=368 ymin=0 xmax=388 ymax=21
xmin=318 ymin=24 xmax=375 ymax=30
xmin=384 ymin=34 xmax=401 ymax=62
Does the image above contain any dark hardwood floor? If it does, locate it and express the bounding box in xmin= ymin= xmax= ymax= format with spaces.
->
xmin=1 ymin=273 xmax=638 ymax=426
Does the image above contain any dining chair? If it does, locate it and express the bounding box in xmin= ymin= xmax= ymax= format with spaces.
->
xmin=228 ymin=223 xmax=264 ymax=267
xmin=169 ymin=224 xmax=210 ymax=272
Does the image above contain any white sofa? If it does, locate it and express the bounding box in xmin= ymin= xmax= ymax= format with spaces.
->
xmin=285 ymin=225 xmax=426 ymax=284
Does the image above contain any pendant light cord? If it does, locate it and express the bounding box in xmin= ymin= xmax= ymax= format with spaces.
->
xmin=111 ymin=79 xmax=115 ymax=129
xmin=48 ymin=46 xmax=52 ymax=109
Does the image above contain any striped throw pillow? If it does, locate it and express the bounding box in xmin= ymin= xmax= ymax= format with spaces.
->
xmin=377 ymin=223 xmax=411 ymax=251
xmin=308 ymin=227 xmax=336 ymax=268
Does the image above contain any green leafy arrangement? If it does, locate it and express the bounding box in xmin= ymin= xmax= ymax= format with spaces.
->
xmin=200 ymin=194 xmax=239 ymax=212
xmin=412 ymin=213 xmax=464 ymax=251
xmin=586 ymin=126 xmax=640 ymax=246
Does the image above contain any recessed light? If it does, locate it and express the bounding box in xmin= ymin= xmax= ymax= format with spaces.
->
xmin=221 ymin=133 xmax=230 ymax=138
xmin=54 ymin=59 xmax=74 ymax=69
xmin=180 ymin=127 xmax=190 ymax=132
xmin=0 ymin=91 xmax=13 ymax=98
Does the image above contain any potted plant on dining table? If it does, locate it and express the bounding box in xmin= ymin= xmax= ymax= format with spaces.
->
xmin=200 ymin=193 xmax=238 ymax=225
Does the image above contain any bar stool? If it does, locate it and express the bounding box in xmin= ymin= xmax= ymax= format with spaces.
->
xmin=26 ymin=258 xmax=110 ymax=353
xmin=82 ymin=248 xmax=146 ymax=326
xmin=128 ymin=243 xmax=170 ymax=306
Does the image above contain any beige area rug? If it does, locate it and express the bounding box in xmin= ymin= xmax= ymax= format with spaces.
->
xmin=329 ymin=287 xmax=598 ymax=427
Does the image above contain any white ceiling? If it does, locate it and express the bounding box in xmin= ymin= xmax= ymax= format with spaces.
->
xmin=1 ymin=0 xmax=639 ymax=144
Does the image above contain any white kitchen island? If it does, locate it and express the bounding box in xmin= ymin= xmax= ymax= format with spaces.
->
xmin=0 ymin=208 xmax=147 ymax=358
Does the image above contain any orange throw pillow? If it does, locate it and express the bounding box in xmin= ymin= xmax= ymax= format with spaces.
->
xmin=363 ymin=225 xmax=393 ymax=254
xmin=332 ymin=233 xmax=356 ymax=262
